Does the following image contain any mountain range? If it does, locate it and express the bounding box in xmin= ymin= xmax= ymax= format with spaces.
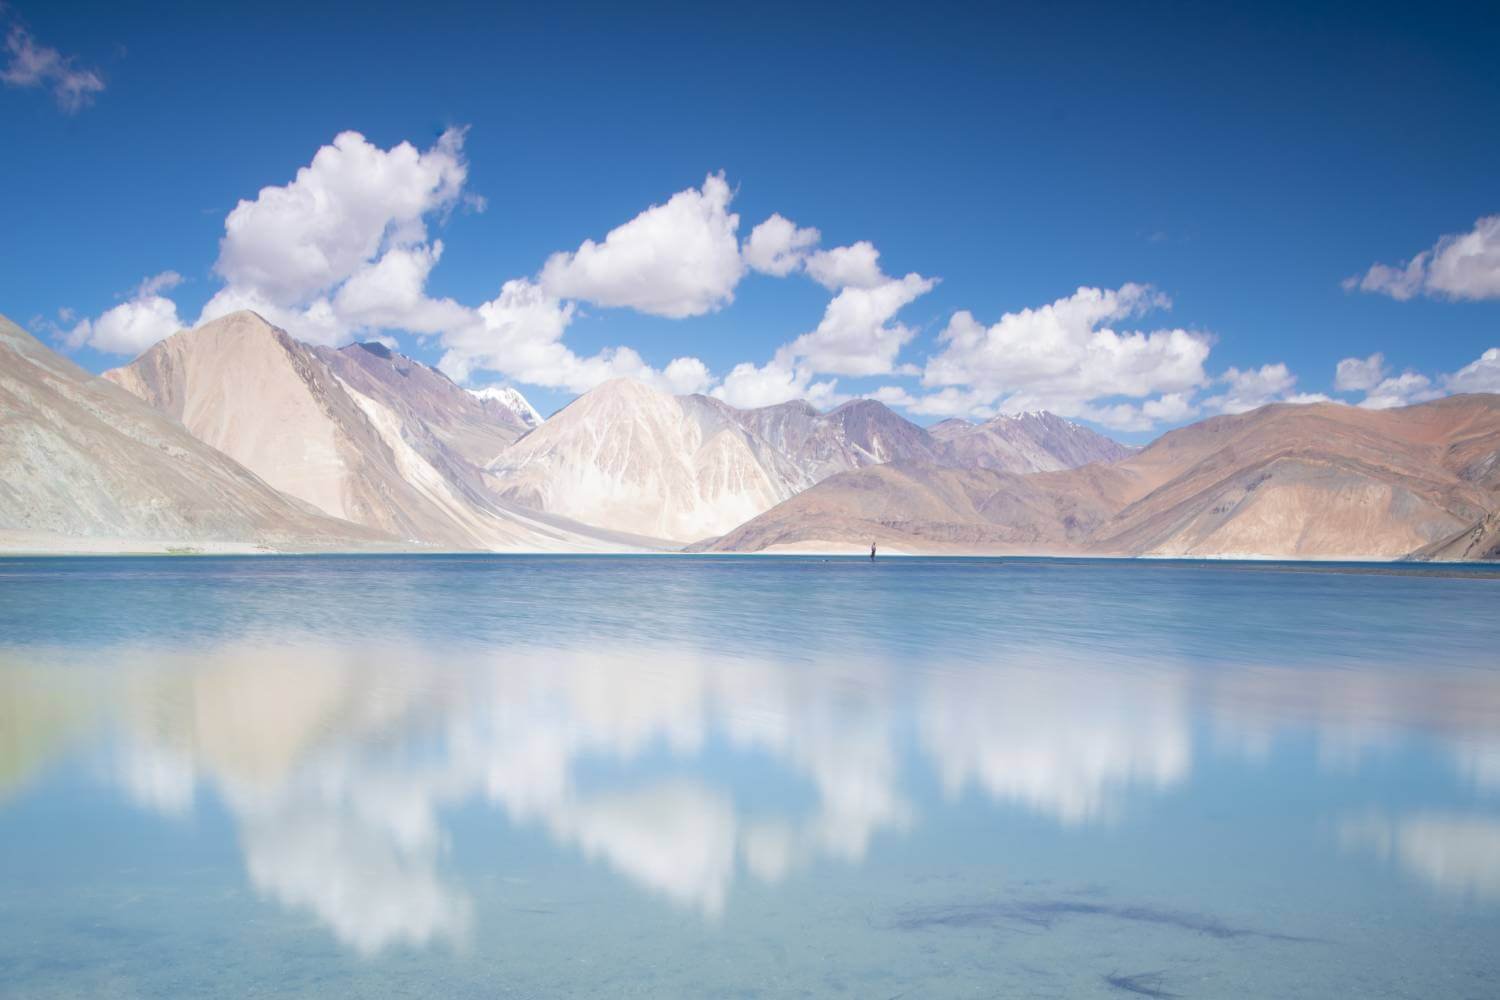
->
xmin=701 ymin=395 xmax=1500 ymax=559
xmin=2 ymin=309 xmax=1496 ymax=560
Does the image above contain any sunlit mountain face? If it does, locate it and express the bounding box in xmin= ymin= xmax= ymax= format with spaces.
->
xmin=1 ymin=556 xmax=1497 ymax=996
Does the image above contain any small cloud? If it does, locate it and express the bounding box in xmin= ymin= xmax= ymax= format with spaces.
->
xmin=1 ymin=24 xmax=105 ymax=113
xmin=55 ymin=271 xmax=186 ymax=355
xmin=742 ymin=213 xmax=820 ymax=277
xmin=1334 ymin=352 xmax=1387 ymax=392
xmin=1346 ymin=215 xmax=1500 ymax=301
xmin=136 ymin=271 xmax=184 ymax=297
xmin=1202 ymin=363 xmax=1300 ymax=415
xmin=1444 ymin=347 xmax=1500 ymax=395
xmin=539 ymin=172 xmax=745 ymax=319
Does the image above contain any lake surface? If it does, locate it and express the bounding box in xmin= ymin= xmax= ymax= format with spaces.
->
xmin=2 ymin=555 xmax=1498 ymax=998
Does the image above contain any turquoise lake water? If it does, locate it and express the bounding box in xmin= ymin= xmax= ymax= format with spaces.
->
xmin=1 ymin=555 xmax=1498 ymax=998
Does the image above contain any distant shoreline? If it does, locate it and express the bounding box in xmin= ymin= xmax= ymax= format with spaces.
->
xmin=3 ymin=547 xmax=1497 ymax=575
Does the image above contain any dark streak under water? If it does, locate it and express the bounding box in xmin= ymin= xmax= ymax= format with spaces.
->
xmin=1 ymin=555 xmax=1497 ymax=998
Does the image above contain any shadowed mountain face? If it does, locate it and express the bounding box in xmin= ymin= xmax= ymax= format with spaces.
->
xmin=105 ymin=311 xmax=628 ymax=552
xmin=316 ymin=342 xmax=530 ymax=469
xmin=701 ymin=397 xmax=1500 ymax=559
xmin=1408 ymin=511 xmax=1500 ymax=562
xmin=0 ymin=314 xmax=394 ymax=552
xmin=723 ymin=397 xmax=944 ymax=485
xmin=931 ymin=411 xmax=1134 ymax=474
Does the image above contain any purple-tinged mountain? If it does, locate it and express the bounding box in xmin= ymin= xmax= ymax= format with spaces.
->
xmin=930 ymin=411 xmax=1133 ymax=474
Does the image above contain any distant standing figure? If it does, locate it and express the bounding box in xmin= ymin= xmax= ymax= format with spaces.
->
xmin=870 ymin=541 xmax=877 ymax=560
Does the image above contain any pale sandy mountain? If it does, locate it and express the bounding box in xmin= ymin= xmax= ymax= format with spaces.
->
xmin=106 ymin=311 xmax=636 ymax=552
xmin=488 ymin=378 xmax=807 ymax=542
xmin=931 ymin=410 xmax=1133 ymax=474
xmin=700 ymin=396 xmax=1500 ymax=560
xmin=0 ymin=313 xmax=394 ymax=553
xmin=486 ymin=382 xmax=957 ymax=542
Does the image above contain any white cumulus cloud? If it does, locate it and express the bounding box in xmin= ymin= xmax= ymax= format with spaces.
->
xmin=1346 ymin=214 xmax=1500 ymax=301
xmin=713 ymin=235 xmax=935 ymax=405
xmin=62 ymin=272 xmax=185 ymax=356
xmin=1203 ymin=363 xmax=1300 ymax=414
xmin=920 ymin=284 xmax=1212 ymax=429
xmin=436 ymin=279 xmax=710 ymax=396
xmin=1326 ymin=346 xmax=1500 ymax=409
xmin=784 ymin=272 xmax=936 ymax=377
xmin=332 ymin=242 xmax=473 ymax=334
xmin=1334 ymin=352 xmax=1388 ymax=392
xmin=198 ymin=286 xmax=346 ymax=348
xmin=804 ymin=241 xmax=886 ymax=291
xmin=539 ymin=173 xmax=745 ymax=318
xmin=1444 ymin=347 xmax=1500 ymax=394
xmin=1142 ymin=392 xmax=1201 ymax=424
xmin=712 ymin=361 xmax=843 ymax=410
xmin=743 ymin=214 xmax=820 ymax=277
xmin=1359 ymin=372 xmax=1442 ymax=410
xmin=216 ymin=129 xmax=469 ymax=307
xmin=188 ymin=129 xmax=477 ymax=348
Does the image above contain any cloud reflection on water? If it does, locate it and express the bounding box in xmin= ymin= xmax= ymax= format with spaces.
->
xmin=1341 ymin=813 xmax=1500 ymax=901
xmin=2 ymin=639 xmax=1499 ymax=954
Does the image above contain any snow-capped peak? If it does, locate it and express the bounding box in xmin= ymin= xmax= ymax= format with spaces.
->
xmin=470 ymin=385 xmax=543 ymax=428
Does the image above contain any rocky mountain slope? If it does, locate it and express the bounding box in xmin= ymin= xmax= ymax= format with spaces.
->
xmin=931 ymin=411 xmax=1134 ymax=473
xmin=691 ymin=463 xmax=1118 ymax=554
xmin=487 ymin=379 xmax=805 ymax=542
xmin=1408 ymin=511 xmax=1500 ymax=562
xmin=105 ymin=311 xmax=630 ymax=552
xmin=701 ymin=397 xmax=1500 ymax=559
xmin=485 ymin=380 xmax=1133 ymax=543
xmin=726 ymin=397 xmax=946 ymax=485
xmin=316 ymin=342 xmax=531 ymax=468
xmin=486 ymin=382 xmax=969 ymax=542
xmin=0 ymin=313 xmax=394 ymax=553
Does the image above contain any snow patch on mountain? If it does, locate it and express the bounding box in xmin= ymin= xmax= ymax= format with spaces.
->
xmin=470 ymin=385 xmax=543 ymax=428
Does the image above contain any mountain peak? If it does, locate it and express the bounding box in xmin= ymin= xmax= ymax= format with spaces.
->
xmin=990 ymin=409 xmax=1060 ymax=425
xmin=748 ymin=398 xmax=820 ymax=417
xmin=354 ymin=341 xmax=393 ymax=360
xmin=560 ymin=377 xmax=677 ymax=416
xmin=198 ymin=309 xmax=280 ymax=334
xmin=470 ymin=384 xmax=543 ymax=428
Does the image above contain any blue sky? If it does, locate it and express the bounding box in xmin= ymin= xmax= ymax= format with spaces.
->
xmin=2 ymin=0 xmax=1497 ymax=435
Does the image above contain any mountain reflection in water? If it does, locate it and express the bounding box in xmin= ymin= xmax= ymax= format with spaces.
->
xmin=4 ymin=634 xmax=1499 ymax=956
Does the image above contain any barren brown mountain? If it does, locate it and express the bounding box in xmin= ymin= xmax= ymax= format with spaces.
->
xmin=1408 ymin=511 xmax=1500 ymax=562
xmin=700 ymin=396 xmax=1500 ymax=559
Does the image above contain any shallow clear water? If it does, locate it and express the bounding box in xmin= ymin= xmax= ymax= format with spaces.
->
xmin=2 ymin=555 xmax=1498 ymax=998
